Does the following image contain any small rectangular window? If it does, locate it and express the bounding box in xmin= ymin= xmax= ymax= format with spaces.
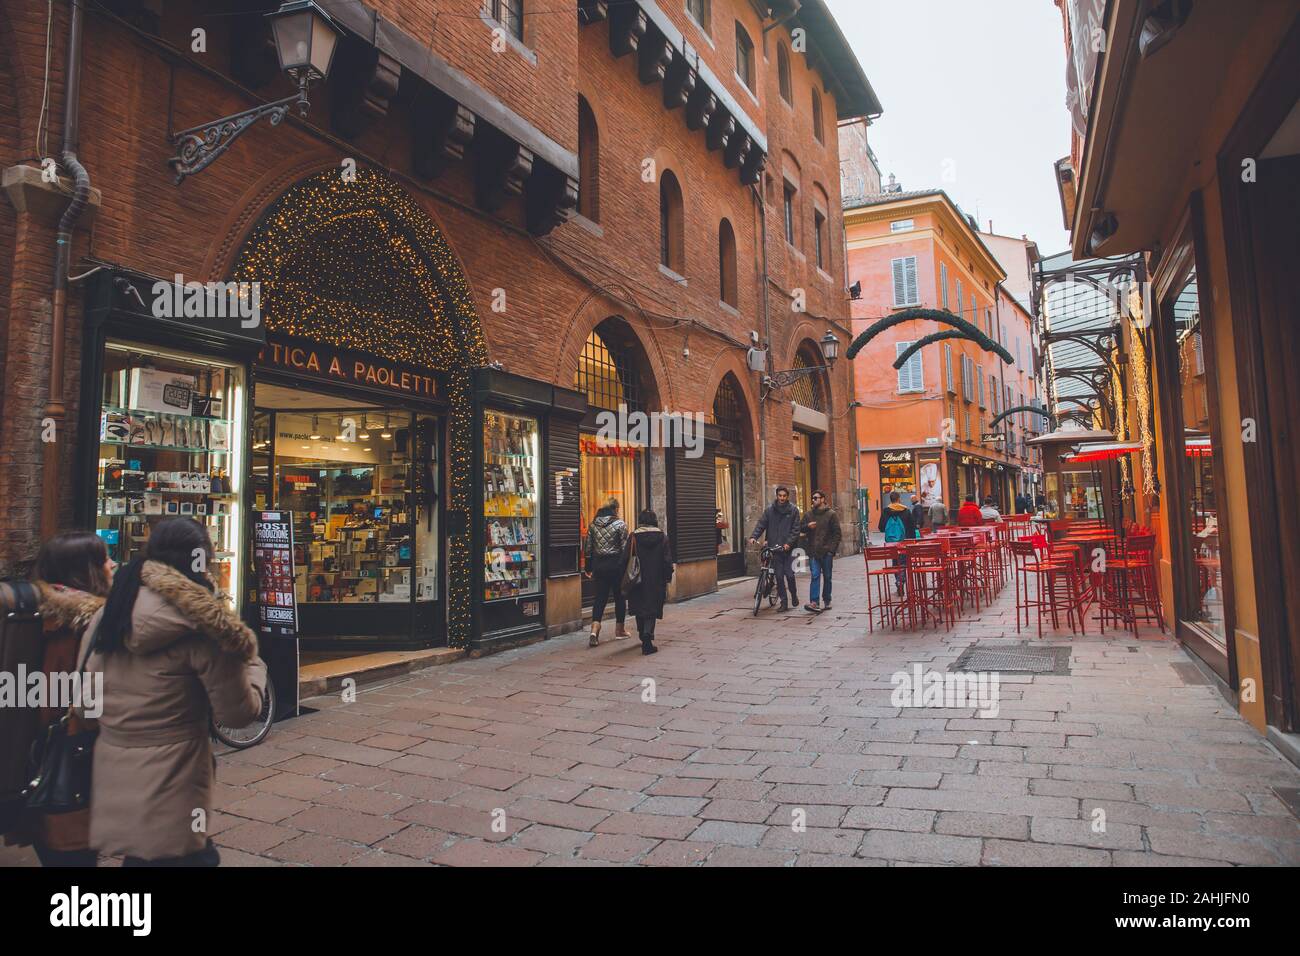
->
xmin=490 ymin=0 xmax=524 ymax=41
xmin=940 ymin=263 xmax=949 ymax=309
xmin=783 ymin=183 xmax=796 ymax=246
xmin=890 ymin=219 xmax=915 ymax=233
xmin=814 ymin=209 xmax=827 ymax=270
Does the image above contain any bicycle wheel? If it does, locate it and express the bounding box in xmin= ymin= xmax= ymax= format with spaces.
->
xmin=753 ymin=573 xmax=765 ymax=616
xmin=212 ymin=677 xmax=276 ymax=750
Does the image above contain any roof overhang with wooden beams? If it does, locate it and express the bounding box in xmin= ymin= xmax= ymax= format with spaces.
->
xmin=1068 ymin=0 xmax=1296 ymax=259
xmin=579 ymin=0 xmax=768 ymax=187
xmin=269 ymin=0 xmax=581 ymax=236
xmin=774 ymin=0 xmax=884 ymax=120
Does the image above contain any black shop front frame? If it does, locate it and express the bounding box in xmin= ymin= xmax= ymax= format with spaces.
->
xmin=471 ymin=367 xmax=587 ymax=653
xmin=251 ymin=333 xmax=450 ymax=652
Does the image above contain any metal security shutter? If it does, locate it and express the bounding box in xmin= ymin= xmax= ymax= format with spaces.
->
xmin=547 ymin=415 xmax=581 ymax=575
xmin=666 ymin=442 xmax=717 ymax=562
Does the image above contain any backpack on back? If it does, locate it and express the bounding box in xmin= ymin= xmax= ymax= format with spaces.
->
xmin=884 ymin=512 xmax=906 ymax=543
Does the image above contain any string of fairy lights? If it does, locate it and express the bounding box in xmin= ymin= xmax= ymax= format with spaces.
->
xmin=233 ymin=169 xmax=488 ymax=647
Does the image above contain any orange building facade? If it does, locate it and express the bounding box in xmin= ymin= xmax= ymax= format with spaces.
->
xmin=843 ymin=191 xmax=1042 ymax=530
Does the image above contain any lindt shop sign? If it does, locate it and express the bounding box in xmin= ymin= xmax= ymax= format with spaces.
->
xmin=253 ymin=511 xmax=298 ymax=638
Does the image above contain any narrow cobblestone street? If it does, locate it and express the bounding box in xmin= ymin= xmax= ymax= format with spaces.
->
xmin=14 ymin=565 xmax=1296 ymax=868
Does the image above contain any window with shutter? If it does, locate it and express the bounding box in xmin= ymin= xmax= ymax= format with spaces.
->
xmin=970 ymin=294 xmax=977 ymax=330
xmin=956 ymin=279 xmax=963 ymax=318
xmin=895 ymin=341 xmax=923 ymax=393
xmin=945 ymin=343 xmax=954 ymax=393
xmin=978 ymin=366 xmax=985 ymax=408
xmin=940 ymin=263 xmax=949 ymax=309
xmin=891 ymin=256 xmax=918 ymax=306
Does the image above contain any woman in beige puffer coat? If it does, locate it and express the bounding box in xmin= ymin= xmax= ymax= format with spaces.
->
xmin=81 ymin=518 xmax=266 ymax=866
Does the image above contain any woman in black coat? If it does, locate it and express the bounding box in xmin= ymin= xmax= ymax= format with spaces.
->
xmin=626 ymin=509 xmax=674 ymax=655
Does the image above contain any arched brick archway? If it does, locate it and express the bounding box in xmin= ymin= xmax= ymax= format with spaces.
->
xmin=230 ymin=168 xmax=487 ymax=645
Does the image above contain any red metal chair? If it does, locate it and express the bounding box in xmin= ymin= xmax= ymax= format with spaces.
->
xmin=903 ymin=541 xmax=950 ymax=630
xmin=863 ymin=545 xmax=908 ymax=632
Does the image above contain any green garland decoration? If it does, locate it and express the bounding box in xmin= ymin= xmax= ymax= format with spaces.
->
xmin=891 ymin=330 xmax=977 ymax=369
xmin=987 ymin=404 xmax=1052 ymax=429
xmin=846 ymin=307 xmax=1014 ymax=365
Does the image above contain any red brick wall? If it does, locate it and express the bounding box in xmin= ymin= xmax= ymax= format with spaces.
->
xmin=0 ymin=0 xmax=861 ymax=573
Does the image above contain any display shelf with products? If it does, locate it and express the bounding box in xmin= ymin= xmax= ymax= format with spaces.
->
xmin=482 ymin=410 xmax=540 ymax=601
xmin=95 ymin=344 xmax=245 ymax=604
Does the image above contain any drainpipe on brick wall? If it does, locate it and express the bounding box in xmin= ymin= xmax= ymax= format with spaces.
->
xmin=751 ymin=183 xmax=771 ymax=502
xmin=41 ymin=0 xmax=91 ymax=539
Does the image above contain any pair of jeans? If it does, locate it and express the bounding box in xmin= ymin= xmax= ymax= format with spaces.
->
xmin=809 ymin=553 xmax=834 ymax=604
xmin=892 ymin=553 xmax=909 ymax=591
xmin=122 ymin=839 xmax=220 ymax=868
xmin=770 ymin=549 xmax=797 ymax=605
xmin=590 ymin=566 xmax=626 ymax=625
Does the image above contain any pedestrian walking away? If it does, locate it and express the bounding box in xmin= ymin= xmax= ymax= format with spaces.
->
xmin=912 ymin=493 xmax=930 ymax=535
xmin=799 ymin=490 xmax=842 ymax=612
xmin=749 ymin=485 xmax=801 ymax=611
xmin=879 ymin=491 xmax=918 ymax=594
xmin=80 ymin=518 xmax=267 ymax=867
xmin=625 ymin=510 xmax=674 ymax=655
xmin=583 ymin=497 xmax=630 ymax=646
xmin=928 ymin=495 xmax=949 ymax=530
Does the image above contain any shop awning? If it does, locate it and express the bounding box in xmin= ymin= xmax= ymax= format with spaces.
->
xmin=1062 ymin=440 xmax=1142 ymax=463
xmin=1026 ymin=426 xmax=1115 ymax=446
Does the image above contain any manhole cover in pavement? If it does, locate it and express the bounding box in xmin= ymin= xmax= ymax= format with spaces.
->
xmin=950 ymin=644 xmax=1072 ymax=675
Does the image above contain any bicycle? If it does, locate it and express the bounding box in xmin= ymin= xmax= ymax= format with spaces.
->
xmin=752 ymin=545 xmax=779 ymax=616
xmin=210 ymin=675 xmax=276 ymax=750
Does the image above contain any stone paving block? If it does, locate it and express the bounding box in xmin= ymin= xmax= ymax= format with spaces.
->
xmin=578 ymin=833 xmax=660 ymax=862
xmin=935 ymin=811 xmax=1030 ymax=840
xmin=981 ymin=839 xmax=1110 ymax=867
xmin=858 ymin=830 xmax=981 ymax=865
xmin=703 ymin=846 xmax=797 ymax=867
xmin=432 ymin=839 xmax=544 ymax=867
xmin=841 ymin=806 xmax=937 ymax=832
xmin=761 ymin=825 xmax=864 ymax=856
xmin=268 ymin=832 xmax=372 ymax=867
xmin=1030 ymin=816 xmax=1144 ymax=850
xmin=641 ymin=841 xmax=714 ymax=866
xmin=506 ymin=797 xmax=611 ymax=831
xmin=595 ymin=812 xmax=702 ymax=841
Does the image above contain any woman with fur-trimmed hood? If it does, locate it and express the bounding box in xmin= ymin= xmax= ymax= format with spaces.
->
xmin=81 ymin=518 xmax=266 ymax=866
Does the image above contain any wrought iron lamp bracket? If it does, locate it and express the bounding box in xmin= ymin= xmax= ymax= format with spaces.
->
xmin=168 ymin=73 xmax=310 ymax=185
xmin=762 ymin=363 xmax=831 ymax=400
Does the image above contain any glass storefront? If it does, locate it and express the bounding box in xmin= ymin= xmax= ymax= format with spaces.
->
xmin=793 ymin=431 xmax=813 ymax=513
xmin=250 ymin=382 xmax=440 ymax=640
xmin=482 ymin=410 xmax=540 ymax=602
xmin=878 ymin=451 xmax=916 ymax=504
xmin=715 ymin=456 xmax=742 ymax=555
xmin=578 ymin=437 xmax=643 ymax=574
xmin=96 ymin=341 xmax=246 ymax=604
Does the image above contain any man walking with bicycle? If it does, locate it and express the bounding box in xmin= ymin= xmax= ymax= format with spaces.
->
xmin=750 ymin=486 xmax=801 ymax=612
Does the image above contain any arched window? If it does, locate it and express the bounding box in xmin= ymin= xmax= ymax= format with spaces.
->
xmin=659 ymin=170 xmax=684 ymax=273
xmin=789 ymin=347 xmax=826 ymax=411
xmin=811 ymin=89 xmax=824 ymax=143
xmin=711 ymin=375 xmax=744 ymax=448
xmin=575 ymin=329 xmax=641 ymax=412
xmin=777 ymin=43 xmax=792 ymax=103
xmin=734 ymin=22 xmax=755 ymax=91
xmin=718 ymin=218 xmax=737 ymax=307
xmin=577 ymin=96 xmax=599 ymax=222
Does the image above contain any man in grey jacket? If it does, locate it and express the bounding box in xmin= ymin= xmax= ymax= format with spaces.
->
xmin=750 ymin=485 xmax=801 ymax=611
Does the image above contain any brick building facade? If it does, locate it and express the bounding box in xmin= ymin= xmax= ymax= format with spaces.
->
xmin=0 ymin=0 xmax=879 ymax=654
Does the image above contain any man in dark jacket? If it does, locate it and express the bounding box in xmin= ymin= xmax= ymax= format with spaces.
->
xmin=911 ymin=493 xmax=930 ymax=535
xmin=878 ymin=491 xmax=917 ymax=595
xmin=799 ymin=490 xmax=842 ymax=612
xmin=750 ymin=485 xmax=801 ymax=611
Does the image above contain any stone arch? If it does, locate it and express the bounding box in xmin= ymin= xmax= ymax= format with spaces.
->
xmin=555 ymin=290 xmax=673 ymax=410
xmin=705 ymin=351 xmax=759 ymax=459
xmin=229 ymin=167 xmax=487 ymax=645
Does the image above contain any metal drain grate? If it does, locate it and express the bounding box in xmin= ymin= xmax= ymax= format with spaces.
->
xmin=950 ymin=644 xmax=1072 ymax=675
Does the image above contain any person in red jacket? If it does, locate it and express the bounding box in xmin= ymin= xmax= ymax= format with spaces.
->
xmin=957 ymin=494 xmax=984 ymax=526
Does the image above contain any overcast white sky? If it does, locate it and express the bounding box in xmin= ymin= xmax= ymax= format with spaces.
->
xmin=826 ymin=0 xmax=1072 ymax=255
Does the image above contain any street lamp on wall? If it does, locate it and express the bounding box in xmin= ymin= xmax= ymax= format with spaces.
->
xmin=761 ymin=330 xmax=840 ymax=399
xmin=168 ymin=1 xmax=343 ymax=184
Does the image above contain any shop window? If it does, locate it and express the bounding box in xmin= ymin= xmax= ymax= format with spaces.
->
xmin=715 ymin=457 xmax=742 ymax=555
xmin=792 ymin=431 xmax=814 ymax=513
xmin=719 ymin=218 xmax=738 ymax=306
xmin=577 ymin=95 xmax=599 ymax=222
xmin=97 ymin=342 xmax=246 ymax=604
xmin=777 ymin=42 xmax=792 ymax=103
xmin=1169 ymin=266 xmax=1226 ymax=643
xmin=575 ymin=328 xmax=641 ymax=413
xmin=735 ymin=22 xmax=755 ymax=91
xmin=482 ymin=411 xmax=540 ymax=601
xmin=660 ymin=170 xmax=685 ymax=273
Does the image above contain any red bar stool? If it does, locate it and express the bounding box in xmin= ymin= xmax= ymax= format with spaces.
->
xmin=904 ymin=541 xmax=950 ymax=630
xmin=1010 ymin=539 xmax=1056 ymax=637
xmin=863 ymin=545 xmax=908 ymax=632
